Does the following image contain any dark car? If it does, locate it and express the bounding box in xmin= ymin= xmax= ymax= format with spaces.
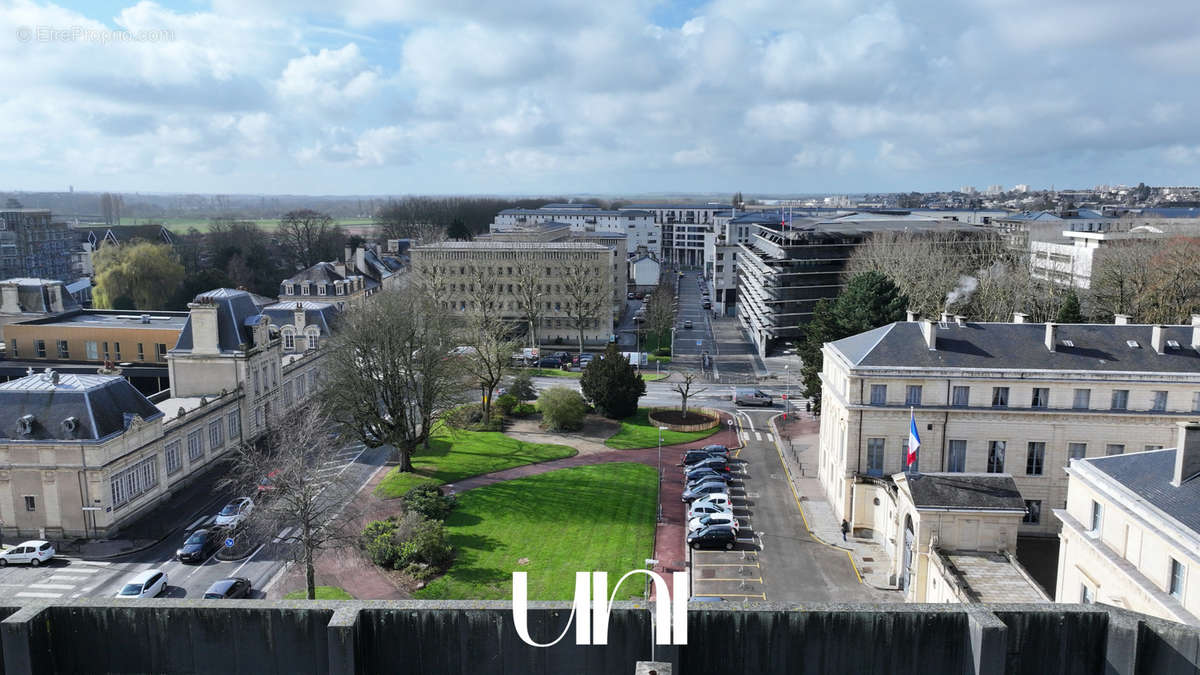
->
xmin=176 ymin=529 xmax=219 ymax=563
xmin=538 ymin=357 xmax=562 ymax=369
xmin=203 ymin=577 xmax=252 ymax=599
xmin=681 ymin=481 xmax=728 ymax=502
xmin=683 ymin=449 xmax=728 ymax=466
xmin=686 ymin=467 xmax=733 ymax=484
xmin=687 ymin=456 xmax=729 ymax=473
xmin=687 ymin=524 xmax=737 ymax=550
xmin=703 ymin=301 xmax=712 ymax=309
xmin=700 ymin=444 xmax=730 ymax=454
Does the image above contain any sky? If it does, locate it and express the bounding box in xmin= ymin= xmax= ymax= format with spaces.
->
xmin=2 ymin=0 xmax=1199 ymax=196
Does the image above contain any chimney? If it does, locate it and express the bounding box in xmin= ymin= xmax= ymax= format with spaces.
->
xmin=906 ymin=309 xmax=919 ymax=322
xmin=0 ymin=282 xmax=18 ymax=313
xmin=954 ymin=315 xmax=965 ymax=327
xmin=1172 ymin=422 xmax=1200 ymax=487
xmin=47 ymin=284 xmax=64 ymax=313
xmin=188 ymin=300 xmax=220 ymax=355
xmin=1151 ymin=325 xmax=1165 ymax=354
xmin=293 ymin=302 xmax=307 ymax=334
xmin=1191 ymin=315 xmax=1200 ymax=350
xmin=356 ymin=247 xmax=367 ymax=276
xmin=344 ymin=244 xmax=353 ymax=265
xmin=1013 ymin=312 xmax=1027 ymax=324
xmin=1114 ymin=314 xmax=1130 ymax=325
xmin=940 ymin=312 xmax=951 ymax=324
xmin=921 ymin=319 xmax=937 ymax=350
xmin=1044 ymin=322 xmax=1057 ymax=352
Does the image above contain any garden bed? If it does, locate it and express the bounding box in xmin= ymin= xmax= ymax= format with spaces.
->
xmin=648 ymin=408 xmax=719 ymax=432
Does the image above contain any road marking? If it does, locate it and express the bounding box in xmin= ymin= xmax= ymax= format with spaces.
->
xmin=29 ymin=583 xmax=75 ymax=590
xmin=230 ymin=543 xmax=267 ymax=576
xmin=740 ymin=432 xmax=749 ymax=441
xmin=695 ymin=577 xmax=763 ymax=583
xmin=186 ymin=516 xmax=209 ymax=531
xmin=765 ymin=433 xmax=774 ymax=442
xmin=62 ymin=565 xmax=100 ymax=573
xmin=15 ymin=591 xmax=62 ymax=598
xmin=70 ymin=560 xmax=110 ymax=567
xmin=754 ymin=432 xmax=762 ymax=442
xmin=48 ymin=575 xmax=90 ymax=583
xmin=273 ymin=526 xmax=294 ymax=543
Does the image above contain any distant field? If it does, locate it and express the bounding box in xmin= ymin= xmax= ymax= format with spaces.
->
xmin=128 ymin=216 xmax=376 ymax=234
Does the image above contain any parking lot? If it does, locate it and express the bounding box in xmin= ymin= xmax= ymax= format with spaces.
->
xmin=687 ymin=452 xmax=766 ymax=601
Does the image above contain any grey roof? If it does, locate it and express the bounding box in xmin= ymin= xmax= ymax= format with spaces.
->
xmin=172 ymin=288 xmax=263 ymax=353
xmin=904 ymin=473 xmax=1026 ymax=511
xmin=541 ymin=202 xmax=601 ymax=210
xmin=623 ymin=202 xmax=732 ymax=210
xmin=15 ymin=309 xmax=187 ymax=330
xmin=830 ymin=322 xmax=1200 ymax=374
xmin=284 ymin=262 xmax=343 ymax=285
xmin=0 ymin=372 xmax=163 ymax=441
xmin=261 ymin=301 xmax=339 ymax=336
xmin=1 ymin=278 xmax=79 ymax=313
xmin=1085 ymin=449 xmax=1200 ymax=534
xmin=498 ymin=207 xmax=651 ymax=217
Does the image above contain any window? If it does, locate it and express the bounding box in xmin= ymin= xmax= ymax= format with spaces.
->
xmin=1111 ymin=389 xmax=1129 ymax=410
xmin=253 ymin=369 xmax=260 ymax=395
xmin=991 ymin=387 xmax=1009 ymax=407
xmin=110 ymin=456 xmax=158 ymax=510
xmin=102 ymin=341 xmax=109 ymax=360
xmin=24 ymin=495 xmax=35 ymax=511
xmin=1068 ymin=443 xmax=1087 ymax=461
xmin=9 ymin=339 xmax=15 ymax=357
xmin=208 ymin=420 xmax=224 ymax=450
xmin=1090 ymin=500 xmax=1104 ymax=533
xmin=1023 ymin=500 xmax=1041 ymax=524
xmin=866 ymin=438 xmax=885 ymax=476
xmin=1169 ymin=559 xmax=1186 ymax=599
xmin=156 ymin=343 xmax=166 ymax=361
xmin=165 ymin=440 xmax=181 ymax=475
xmin=282 ymin=329 xmax=295 ymax=351
xmin=1073 ymin=389 xmax=1091 ymax=410
xmin=1031 ymin=388 xmax=1049 ymax=408
xmin=869 ymin=385 xmax=887 ymax=405
xmin=227 ymin=411 xmax=240 ymax=439
xmin=271 ymin=362 xmax=278 ymax=387
xmin=1026 ymin=442 xmax=1045 ymax=475
xmin=1194 ymin=392 xmax=1200 ymax=413
xmin=1080 ymin=584 xmax=1094 ymax=604
xmin=137 ymin=343 xmax=144 ymax=361
xmin=307 ymin=330 xmax=318 ymax=350
xmin=1105 ymin=444 xmax=1125 ymax=456
xmin=187 ymin=429 xmax=204 ymax=462
xmin=905 ymin=385 xmax=922 ymax=406
xmin=987 ymin=441 xmax=1006 ymax=473
xmin=1145 ymin=444 xmax=1163 ymax=452
xmin=86 ymin=341 xmax=98 ymax=360
xmin=951 ymin=386 xmax=970 ymax=407
xmin=57 ymin=340 xmax=69 ymax=359
xmin=114 ymin=342 xmax=121 ymax=360
xmin=947 ymin=440 xmax=967 ymax=472
xmin=1151 ymin=390 xmax=1168 ymax=412
xmin=284 ymin=380 xmax=294 ymax=406
xmin=35 ymin=340 xmax=46 ymax=358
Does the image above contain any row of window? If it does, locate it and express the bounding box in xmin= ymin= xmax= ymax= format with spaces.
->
xmin=10 ymin=339 xmax=167 ymax=362
xmin=252 ymin=361 xmax=279 ymax=396
xmin=281 ymin=327 xmax=319 ymax=352
xmin=869 ymin=384 xmax=1198 ymax=413
xmin=287 ymin=281 xmax=354 ymax=296
xmin=864 ymin=439 xmax=1160 ymax=477
xmin=1084 ymin=500 xmax=1188 ymax=601
xmin=110 ymin=456 xmax=158 ymax=510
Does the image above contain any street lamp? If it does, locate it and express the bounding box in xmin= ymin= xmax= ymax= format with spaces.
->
xmin=657 ymin=425 xmax=669 ymax=480
xmin=784 ymin=364 xmax=789 ymax=420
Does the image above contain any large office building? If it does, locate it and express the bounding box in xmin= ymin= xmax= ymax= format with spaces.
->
xmin=621 ymin=202 xmax=729 ymax=267
xmin=492 ymin=203 xmax=658 ymax=258
xmin=1055 ymin=422 xmax=1200 ymax=625
xmin=0 ymin=208 xmax=73 ymax=281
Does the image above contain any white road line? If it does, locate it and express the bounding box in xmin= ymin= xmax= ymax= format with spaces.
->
xmin=70 ymin=560 xmax=111 ymax=567
xmin=186 ymin=516 xmax=208 ymax=531
xmin=62 ymin=566 xmax=100 ymax=574
xmin=15 ymin=591 xmax=62 ymax=598
xmin=740 ymin=432 xmax=749 ymax=442
xmin=273 ymin=526 xmax=294 ymax=543
xmin=48 ymin=575 xmax=90 ymax=583
xmin=765 ymin=433 xmax=774 ymax=442
xmin=29 ymin=583 xmax=75 ymax=590
xmin=230 ymin=543 xmax=267 ymax=576
xmin=754 ymin=432 xmax=762 ymax=442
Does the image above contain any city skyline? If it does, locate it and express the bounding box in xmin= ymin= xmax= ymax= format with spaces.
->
xmin=1 ymin=0 xmax=1199 ymax=195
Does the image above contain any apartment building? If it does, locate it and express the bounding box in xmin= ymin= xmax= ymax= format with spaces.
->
xmin=702 ymin=210 xmax=765 ymax=317
xmin=1055 ymin=422 xmax=1199 ymax=625
xmin=493 ymin=203 xmax=659 ymax=258
xmin=409 ymin=241 xmax=616 ymax=346
xmin=1030 ymin=220 xmax=1200 ymax=289
xmin=0 ymin=209 xmax=73 ymax=281
xmin=278 ymin=244 xmax=405 ymax=310
xmin=819 ymin=316 xmax=1200 ymax=541
xmin=480 ymin=220 xmax=627 ymax=310
xmin=621 ymin=202 xmax=729 ymax=267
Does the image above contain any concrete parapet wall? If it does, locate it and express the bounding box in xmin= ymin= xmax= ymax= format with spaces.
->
xmin=0 ymin=600 xmax=1197 ymax=674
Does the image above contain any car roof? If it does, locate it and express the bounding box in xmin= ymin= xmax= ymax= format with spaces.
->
xmin=15 ymin=540 xmax=50 ymax=547
xmin=206 ymin=578 xmax=244 ymax=592
xmin=128 ymin=568 xmax=164 ymax=583
xmin=694 ymin=493 xmax=731 ymax=504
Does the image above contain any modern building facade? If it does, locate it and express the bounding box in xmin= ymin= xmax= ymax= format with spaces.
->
xmin=1055 ymin=422 xmax=1200 ymax=626
xmin=493 ymin=203 xmax=659 ymax=258
xmin=819 ymin=316 xmax=1200 ymax=543
xmin=621 ymin=202 xmax=729 ymax=267
xmin=3 ymin=309 xmax=186 ymax=365
xmin=0 ymin=209 xmax=73 ymax=281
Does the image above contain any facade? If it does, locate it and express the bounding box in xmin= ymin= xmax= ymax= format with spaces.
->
xmin=1031 ymin=222 xmax=1200 ymax=289
xmin=629 ymin=250 xmax=661 ymax=288
xmin=3 ymin=309 xmax=186 ymax=366
xmin=1055 ymin=423 xmax=1200 ymax=625
xmin=278 ymin=244 xmax=405 ymax=310
xmin=703 ymin=210 xmax=765 ymax=317
xmin=260 ymin=301 xmax=339 ymax=354
xmin=621 ymin=202 xmax=730 ymax=267
xmin=819 ymin=316 xmax=1200 ymax=541
xmin=493 ymin=203 xmax=659 ymax=258
xmin=0 ymin=209 xmax=73 ymax=282
xmin=409 ymin=241 xmax=616 ymax=347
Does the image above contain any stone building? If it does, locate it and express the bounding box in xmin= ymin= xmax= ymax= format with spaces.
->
xmin=0 ymin=209 xmax=73 ymax=281
xmin=493 ymin=203 xmax=659 ymax=258
xmin=278 ymin=244 xmax=405 ymax=310
xmin=1055 ymin=422 xmax=1200 ymax=625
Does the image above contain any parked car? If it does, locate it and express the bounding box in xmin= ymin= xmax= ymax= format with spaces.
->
xmin=703 ymin=301 xmax=712 ymax=310
xmin=627 ymin=292 xmax=635 ymax=300
xmin=683 ymin=450 xmax=728 ymax=466
xmin=688 ymin=513 xmax=740 ymax=534
xmin=734 ymin=388 xmax=774 ymax=406
xmin=700 ymin=444 xmax=729 ymax=454
xmin=116 ymin=569 xmax=168 ymax=599
xmin=687 ymin=456 xmax=729 ymax=473
xmin=203 ymin=577 xmax=252 ymax=599
xmin=687 ymin=524 xmax=737 ymax=550
xmin=0 ymin=540 xmax=55 ymax=567
xmin=688 ymin=500 xmax=734 ymax=520
xmin=176 ymin=528 xmax=220 ymax=563
xmin=685 ymin=467 xmax=733 ymax=484
xmin=683 ymin=320 xmax=693 ymax=329
xmin=257 ymin=469 xmax=280 ymax=495
xmin=689 ymin=493 xmax=733 ymax=512
xmin=635 ymin=292 xmax=645 ymax=299
xmin=215 ymin=497 xmax=254 ymax=528
xmin=538 ymin=357 xmax=562 ymax=369
xmin=682 ymin=480 xmax=730 ymax=502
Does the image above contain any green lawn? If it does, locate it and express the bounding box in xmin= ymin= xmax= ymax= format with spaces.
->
xmin=416 ymin=463 xmax=657 ymax=601
xmin=374 ymin=425 xmax=577 ymax=498
xmin=605 ymin=407 xmax=720 ymax=449
xmin=284 ymin=586 xmax=354 ymax=600
xmin=524 ymin=368 xmax=582 ymax=378
xmin=640 ymin=372 xmax=668 ymax=382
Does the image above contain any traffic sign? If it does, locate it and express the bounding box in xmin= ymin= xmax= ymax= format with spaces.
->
xmin=696 ymin=340 xmax=703 ymax=346
xmin=782 ymin=394 xmax=788 ymax=400
xmin=224 ymin=537 xmax=235 ymax=548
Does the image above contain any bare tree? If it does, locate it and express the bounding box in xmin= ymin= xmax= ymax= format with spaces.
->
xmin=375 ymin=200 xmax=447 ymax=244
xmin=672 ymin=371 xmax=708 ymax=418
xmin=513 ymin=262 xmax=545 ymax=348
xmin=1141 ymin=237 xmax=1200 ymax=323
xmin=229 ymin=404 xmax=361 ymax=600
xmin=561 ymin=260 xmax=611 ymax=357
xmin=644 ymin=285 xmax=676 ymax=351
xmin=278 ymin=209 xmax=344 ymax=269
xmin=960 ymin=256 xmax=1070 ymax=322
xmin=1088 ymin=240 xmax=1162 ymax=321
xmin=460 ymin=270 xmax=519 ymax=421
xmin=319 ymin=286 xmax=464 ymax=471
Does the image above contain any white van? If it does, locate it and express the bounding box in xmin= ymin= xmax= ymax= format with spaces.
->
xmin=734 ymin=389 xmax=773 ymax=406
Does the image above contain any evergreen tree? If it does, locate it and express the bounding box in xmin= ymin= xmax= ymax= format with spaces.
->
xmin=1056 ymin=291 xmax=1085 ymax=324
xmin=580 ymin=342 xmax=646 ymax=419
xmin=447 ymin=218 xmax=474 ymax=241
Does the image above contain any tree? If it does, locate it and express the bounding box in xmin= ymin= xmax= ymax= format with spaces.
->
xmin=731 ymin=192 xmax=745 ymax=209
xmin=644 ymin=285 xmax=676 ymax=351
xmin=513 ymin=262 xmax=546 ymax=347
xmin=93 ymin=241 xmax=185 ymax=310
xmin=207 ymin=219 xmax=284 ymax=298
xmin=507 ymin=373 xmax=537 ymax=401
xmin=1056 ymin=291 xmax=1085 ymax=323
xmin=319 ymin=287 xmax=464 ymax=471
xmin=459 ymin=270 xmax=518 ymax=422
xmin=538 ymin=387 xmax=588 ymax=431
xmin=375 ymin=199 xmax=447 ymax=244
xmin=229 ymin=404 xmax=361 ymax=601
xmin=169 ymin=268 xmax=234 ymax=310
xmin=278 ymin=209 xmax=344 ymax=269
xmin=672 ymin=370 xmax=707 ymax=418
xmin=1140 ymin=237 xmax=1200 ymax=323
xmin=580 ymin=343 xmax=645 ymax=419
xmin=561 ymin=260 xmax=611 ymax=356
xmin=446 ymin=218 xmax=473 ymax=241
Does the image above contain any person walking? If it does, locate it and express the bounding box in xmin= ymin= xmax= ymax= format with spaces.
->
xmin=840 ymin=519 xmax=850 ymax=543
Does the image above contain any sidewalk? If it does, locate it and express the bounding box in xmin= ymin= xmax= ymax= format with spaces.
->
xmin=771 ymin=414 xmax=901 ymax=594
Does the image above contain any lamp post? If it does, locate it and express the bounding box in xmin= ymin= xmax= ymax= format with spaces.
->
xmin=657 ymin=425 xmax=669 ymax=480
xmin=784 ymin=364 xmax=790 ymax=420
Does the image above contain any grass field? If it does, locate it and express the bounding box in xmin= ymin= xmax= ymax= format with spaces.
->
xmin=284 ymin=586 xmax=354 ymax=600
xmin=604 ymin=407 xmax=720 ymax=450
xmin=415 ymin=463 xmax=657 ymax=601
xmin=523 ymin=368 xmax=582 ymax=378
xmin=374 ymin=425 xmax=577 ymax=498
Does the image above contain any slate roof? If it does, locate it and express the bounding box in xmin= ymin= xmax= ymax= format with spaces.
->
xmin=1085 ymin=449 xmax=1200 ymax=535
xmin=904 ymin=473 xmax=1026 ymax=511
xmin=829 ymin=321 xmax=1200 ymax=374
xmin=172 ymin=288 xmax=263 ymax=353
xmin=283 ymin=262 xmax=343 ymax=285
xmin=261 ymin=301 xmax=339 ymax=336
xmin=0 ymin=372 xmax=163 ymax=441
xmin=498 ymin=207 xmax=651 ymax=217
xmin=1 ymin=278 xmax=80 ymax=313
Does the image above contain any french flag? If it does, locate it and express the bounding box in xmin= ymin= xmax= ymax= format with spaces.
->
xmin=907 ymin=409 xmax=920 ymax=469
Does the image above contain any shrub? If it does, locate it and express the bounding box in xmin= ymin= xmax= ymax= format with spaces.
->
xmin=363 ymin=517 xmax=405 ymax=569
xmin=507 ymin=373 xmax=537 ymax=401
xmin=538 ymin=387 xmax=588 ymax=431
xmin=402 ymin=483 xmax=457 ymax=521
xmin=410 ymin=517 xmax=454 ymax=569
xmin=494 ymin=393 xmax=518 ymax=416
xmin=512 ymin=402 xmax=537 ymax=417
xmin=444 ymin=404 xmax=502 ymax=432
xmin=580 ymin=343 xmax=645 ymax=419
xmin=653 ymin=347 xmax=671 ymax=356
xmin=361 ymin=512 xmax=453 ymax=571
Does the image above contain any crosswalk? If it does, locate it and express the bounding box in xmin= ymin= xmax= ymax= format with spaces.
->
xmin=14 ymin=559 xmax=111 ymax=599
xmin=741 ymin=431 xmax=774 ymax=443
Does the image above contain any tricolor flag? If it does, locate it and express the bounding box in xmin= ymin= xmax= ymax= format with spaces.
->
xmin=907 ymin=408 xmax=921 ymax=469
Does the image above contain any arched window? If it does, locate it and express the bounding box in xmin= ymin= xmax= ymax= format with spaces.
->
xmin=306 ymin=327 xmax=319 ymax=350
xmin=281 ymin=327 xmax=295 ymax=351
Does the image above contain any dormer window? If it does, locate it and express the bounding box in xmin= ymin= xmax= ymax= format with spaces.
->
xmin=306 ymin=327 xmax=319 ymax=350
xmin=301 ymin=283 xmax=310 ymax=296
xmin=16 ymin=414 xmax=34 ymax=436
xmin=282 ymin=327 xmax=295 ymax=351
xmin=286 ymin=283 xmax=294 ymax=295
xmin=336 ymin=284 xmax=345 ymax=296
xmin=318 ymin=284 xmax=326 ymax=296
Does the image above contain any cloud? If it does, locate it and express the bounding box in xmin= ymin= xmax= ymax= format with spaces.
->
xmin=276 ymin=44 xmax=380 ymax=107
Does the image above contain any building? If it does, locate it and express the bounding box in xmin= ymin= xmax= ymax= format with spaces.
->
xmin=702 ymin=210 xmax=769 ymax=318
xmin=621 ymin=202 xmax=730 ymax=267
xmin=0 ymin=278 xmax=77 ymax=341
xmin=986 ymin=209 xmax=1118 ymax=251
xmin=819 ymin=316 xmax=1200 ymax=543
xmin=736 ymin=211 xmax=984 ymax=356
xmin=3 ymin=309 xmax=186 ymax=367
xmin=493 ymin=203 xmax=659 ymax=258
xmin=1030 ymin=220 xmax=1200 ymax=289
xmin=260 ymin=301 xmax=339 ymax=354
xmin=0 ymin=208 xmax=73 ymax=281
xmin=71 ymin=224 xmax=176 ymax=279
xmin=278 ymin=244 xmax=405 ymax=310
xmin=409 ymin=241 xmax=616 ymax=347
xmin=1055 ymin=422 xmax=1200 ymax=625
xmin=629 ymin=249 xmax=661 ymax=289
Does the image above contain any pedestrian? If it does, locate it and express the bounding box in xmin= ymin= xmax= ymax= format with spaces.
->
xmin=840 ymin=519 xmax=850 ymax=542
